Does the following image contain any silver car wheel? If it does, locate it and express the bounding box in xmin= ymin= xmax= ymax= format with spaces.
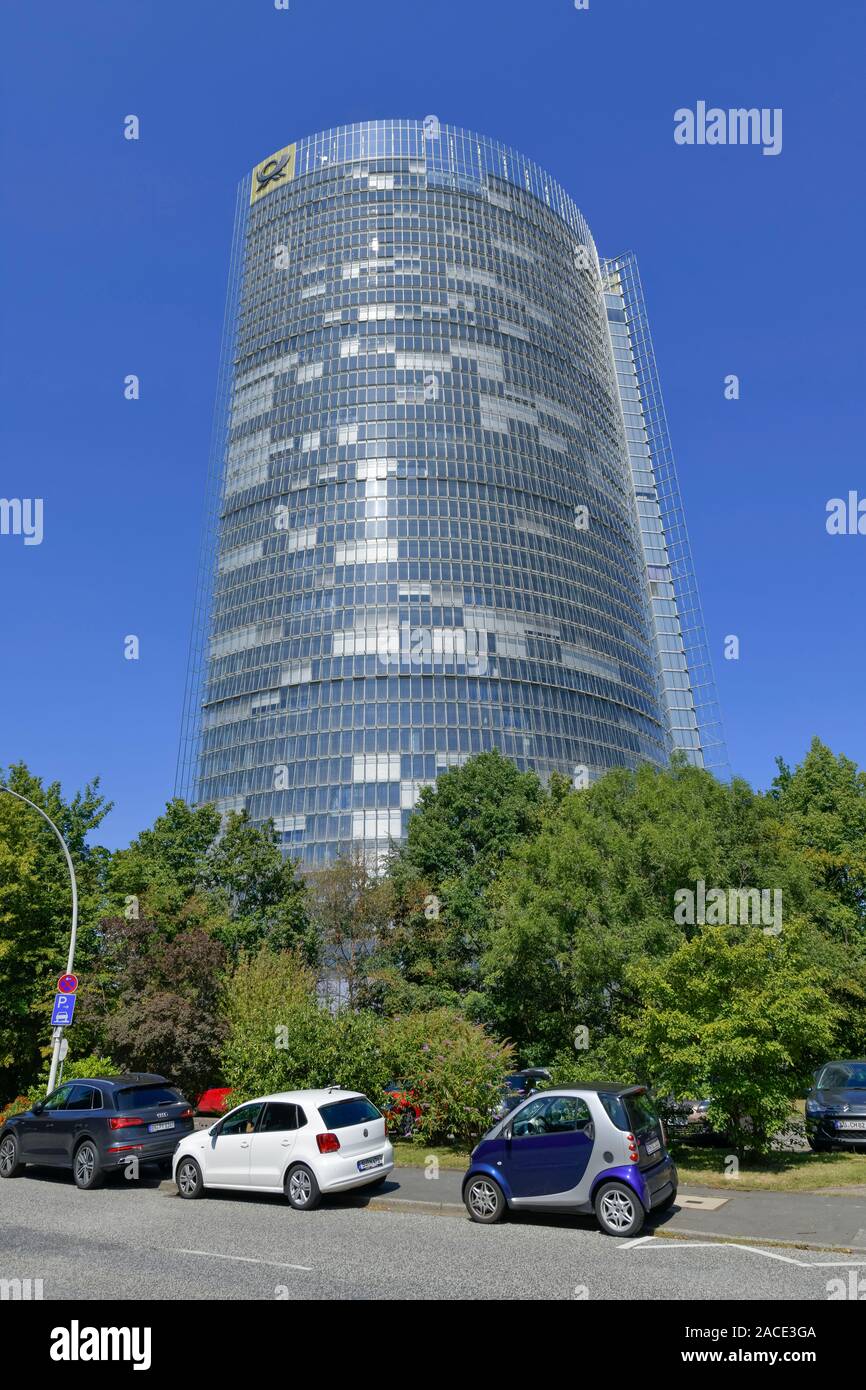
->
xmin=178 ymin=1160 xmax=199 ymax=1195
xmin=468 ymin=1179 xmax=498 ymax=1219
xmin=75 ymin=1143 xmax=96 ymax=1185
xmin=289 ymin=1169 xmax=312 ymax=1205
xmin=0 ymin=1136 xmax=16 ymax=1175
xmin=600 ymin=1187 xmax=636 ymax=1232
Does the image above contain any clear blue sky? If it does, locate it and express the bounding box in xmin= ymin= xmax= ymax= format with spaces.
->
xmin=2 ymin=0 xmax=864 ymax=849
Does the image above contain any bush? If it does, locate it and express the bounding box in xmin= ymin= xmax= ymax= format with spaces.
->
xmin=220 ymin=953 xmax=511 ymax=1147
xmin=331 ymin=1009 xmax=393 ymax=1101
xmin=383 ymin=1008 xmax=513 ymax=1148
xmin=221 ymin=951 xmax=336 ymax=1102
xmin=0 ymin=1095 xmax=30 ymax=1126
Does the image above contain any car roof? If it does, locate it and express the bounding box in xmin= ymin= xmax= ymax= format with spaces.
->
xmin=74 ymin=1073 xmax=169 ymax=1087
xmin=537 ymin=1084 xmax=647 ymax=1096
xmin=245 ymin=1088 xmax=366 ymax=1106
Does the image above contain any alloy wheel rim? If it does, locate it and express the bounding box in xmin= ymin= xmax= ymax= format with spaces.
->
xmin=469 ymin=1180 xmax=498 ymax=1218
xmin=76 ymin=1145 xmax=95 ymax=1184
xmin=600 ymin=1189 xmax=635 ymax=1231
xmin=0 ymin=1138 xmax=14 ymax=1174
xmin=290 ymin=1170 xmax=312 ymax=1203
xmin=179 ymin=1161 xmax=198 ymax=1195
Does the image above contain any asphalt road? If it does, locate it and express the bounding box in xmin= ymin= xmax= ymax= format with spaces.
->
xmin=2 ymin=1165 xmax=866 ymax=1300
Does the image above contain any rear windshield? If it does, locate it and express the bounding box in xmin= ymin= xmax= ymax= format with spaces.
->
xmin=624 ymin=1091 xmax=660 ymax=1134
xmin=116 ymin=1085 xmax=183 ymax=1111
xmin=319 ymin=1096 xmax=381 ymax=1129
xmin=599 ymin=1090 xmax=659 ymax=1134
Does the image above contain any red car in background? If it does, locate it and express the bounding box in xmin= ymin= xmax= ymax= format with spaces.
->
xmin=382 ymin=1080 xmax=423 ymax=1137
xmin=196 ymin=1087 xmax=233 ymax=1117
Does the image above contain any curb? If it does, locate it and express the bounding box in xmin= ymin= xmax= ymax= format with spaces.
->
xmin=367 ymin=1195 xmax=465 ymax=1217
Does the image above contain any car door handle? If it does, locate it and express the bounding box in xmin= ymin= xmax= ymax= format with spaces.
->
xmin=240 ymin=1141 xmax=250 ymax=1148
xmin=281 ymin=1139 xmax=291 ymax=1147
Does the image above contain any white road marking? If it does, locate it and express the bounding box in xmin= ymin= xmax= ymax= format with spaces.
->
xmin=621 ymin=1238 xmax=866 ymax=1267
xmin=175 ymin=1248 xmax=313 ymax=1272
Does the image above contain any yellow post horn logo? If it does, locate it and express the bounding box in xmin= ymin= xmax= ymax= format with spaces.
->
xmin=250 ymin=143 xmax=296 ymax=205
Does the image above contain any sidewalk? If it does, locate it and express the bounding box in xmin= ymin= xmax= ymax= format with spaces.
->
xmin=370 ymin=1166 xmax=866 ymax=1252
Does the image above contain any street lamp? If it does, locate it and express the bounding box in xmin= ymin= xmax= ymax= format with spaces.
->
xmin=0 ymin=786 xmax=78 ymax=1092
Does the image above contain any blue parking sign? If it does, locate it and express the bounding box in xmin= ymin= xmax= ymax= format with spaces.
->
xmin=51 ymin=993 xmax=76 ymax=1027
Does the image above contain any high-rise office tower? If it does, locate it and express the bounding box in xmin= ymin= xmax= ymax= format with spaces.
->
xmin=177 ymin=120 xmax=726 ymax=865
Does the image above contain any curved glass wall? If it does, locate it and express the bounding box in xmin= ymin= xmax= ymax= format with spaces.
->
xmin=178 ymin=120 xmax=677 ymax=863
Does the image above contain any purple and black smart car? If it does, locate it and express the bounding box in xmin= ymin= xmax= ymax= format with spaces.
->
xmin=463 ymin=1084 xmax=677 ymax=1237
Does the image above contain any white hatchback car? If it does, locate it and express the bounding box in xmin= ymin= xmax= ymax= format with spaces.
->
xmin=172 ymin=1087 xmax=394 ymax=1210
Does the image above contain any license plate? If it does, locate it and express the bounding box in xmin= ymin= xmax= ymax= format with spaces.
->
xmin=147 ymin=1120 xmax=175 ymax=1133
xmin=357 ymin=1155 xmax=384 ymax=1172
xmin=835 ymin=1120 xmax=866 ymax=1131
xmin=645 ymin=1138 xmax=661 ymax=1154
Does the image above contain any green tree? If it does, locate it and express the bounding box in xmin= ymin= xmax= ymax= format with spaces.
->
xmin=0 ymin=764 xmax=111 ymax=1097
xmin=107 ymin=798 xmax=220 ymax=927
xmin=479 ymin=759 xmax=814 ymax=1057
xmin=771 ymin=737 xmax=866 ymax=943
xmin=618 ymin=921 xmax=841 ymax=1154
xmin=305 ymin=851 xmax=392 ymax=1008
xmin=107 ymin=801 xmax=311 ymax=958
xmin=89 ymin=915 xmax=229 ymax=1099
xmin=369 ymin=750 xmax=544 ymax=1009
xmin=203 ymin=811 xmax=311 ymax=960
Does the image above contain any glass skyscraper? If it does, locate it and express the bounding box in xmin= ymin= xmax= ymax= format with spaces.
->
xmin=177 ymin=120 xmax=726 ymax=864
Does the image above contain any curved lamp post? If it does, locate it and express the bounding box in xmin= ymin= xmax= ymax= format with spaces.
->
xmin=0 ymin=786 xmax=78 ymax=1092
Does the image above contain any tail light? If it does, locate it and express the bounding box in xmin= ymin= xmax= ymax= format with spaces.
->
xmin=109 ymin=1116 xmax=144 ymax=1130
xmin=626 ymin=1132 xmax=639 ymax=1163
xmin=180 ymin=1108 xmax=193 ymax=1120
xmin=316 ymin=1132 xmax=341 ymax=1154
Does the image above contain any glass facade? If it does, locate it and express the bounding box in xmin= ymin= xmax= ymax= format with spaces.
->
xmin=177 ymin=120 xmax=725 ymax=863
xmin=603 ymin=253 xmax=729 ymax=777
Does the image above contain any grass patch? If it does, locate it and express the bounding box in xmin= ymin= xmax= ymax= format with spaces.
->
xmin=391 ymin=1139 xmax=471 ymax=1170
xmin=670 ymin=1143 xmax=866 ymax=1192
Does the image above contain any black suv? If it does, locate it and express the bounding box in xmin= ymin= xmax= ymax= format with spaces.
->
xmin=0 ymin=1073 xmax=194 ymax=1189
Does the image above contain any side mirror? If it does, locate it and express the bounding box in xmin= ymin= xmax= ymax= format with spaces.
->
xmin=32 ymin=1101 xmax=44 ymax=1115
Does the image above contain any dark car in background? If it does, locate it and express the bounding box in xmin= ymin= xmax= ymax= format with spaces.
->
xmin=663 ymin=1097 xmax=713 ymax=1141
xmin=0 ymin=1073 xmax=194 ymax=1189
xmin=491 ymin=1068 xmax=552 ymax=1124
xmin=806 ymin=1059 xmax=866 ymax=1152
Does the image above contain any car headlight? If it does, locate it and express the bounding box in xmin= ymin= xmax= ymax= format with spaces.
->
xmin=805 ymin=1100 xmax=824 ymax=1116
